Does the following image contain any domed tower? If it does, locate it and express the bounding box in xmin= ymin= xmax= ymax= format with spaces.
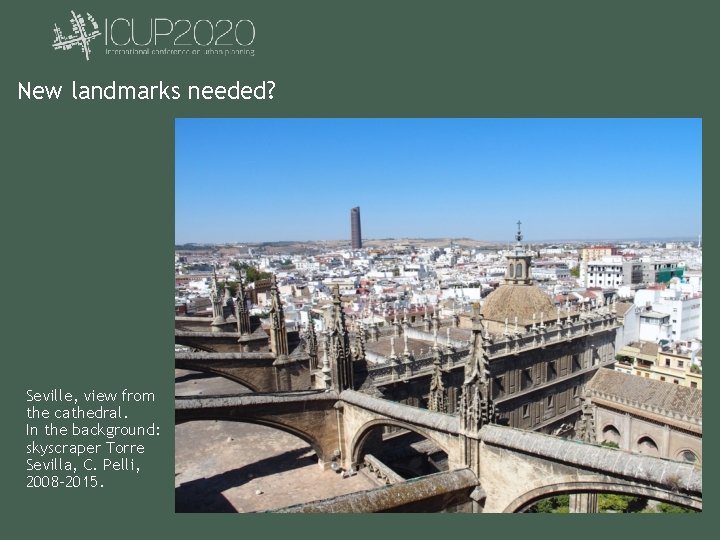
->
xmin=506 ymin=220 xmax=532 ymax=285
xmin=480 ymin=221 xmax=556 ymax=335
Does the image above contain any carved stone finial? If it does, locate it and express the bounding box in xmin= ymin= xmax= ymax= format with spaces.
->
xmin=428 ymin=361 xmax=447 ymax=413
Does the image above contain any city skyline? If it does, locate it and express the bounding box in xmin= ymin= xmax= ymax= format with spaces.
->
xmin=176 ymin=118 xmax=701 ymax=244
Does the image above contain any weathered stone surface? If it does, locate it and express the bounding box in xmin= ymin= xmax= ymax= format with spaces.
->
xmin=478 ymin=423 xmax=701 ymax=512
xmin=176 ymin=351 xmax=312 ymax=392
xmin=340 ymin=390 xmax=459 ymax=434
xmin=273 ymin=468 xmax=478 ymax=513
xmin=175 ymin=391 xmax=341 ymax=464
xmin=175 ymin=389 xmax=702 ymax=512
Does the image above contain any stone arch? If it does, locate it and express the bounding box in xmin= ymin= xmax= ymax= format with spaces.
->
xmin=349 ymin=418 xmax=450 ymax=468
xmin=174 ymin=364 xmax=260 ymax=392
xmin=176 ymin=415 xmax=329 ymax=463
xmin=636 ymin=435 xmax=660 ymax=456
xmin=503 ymin=479 xmax=701 ymax=513
xmin=601 ymin=423 xmax=621 ymax=445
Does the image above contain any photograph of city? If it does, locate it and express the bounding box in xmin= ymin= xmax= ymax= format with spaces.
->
xmin=174 ymin=118 xmax=701 ymax=513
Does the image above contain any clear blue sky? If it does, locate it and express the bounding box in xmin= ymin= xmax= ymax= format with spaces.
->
xmin=175 ymin=118 xmax=701 ymax=244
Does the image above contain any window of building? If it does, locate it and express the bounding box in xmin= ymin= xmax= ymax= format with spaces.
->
xmin=522 ymin=368 xmax=533 ymax=390
xmin=546 ymin=395 xmax=554 ymax=408
xmin=492 ymin=377 xmax=504 ymax=399
xmin=572 ymin=354 xmax=581 ymax=372
xmin=679 ymin=450 xmax=698 ymax=463
xmin=522 ymin=403 xmax=530 ymax=418
xmin=673 ymin=379 xmax=679 ymax=384
xmin=547 ymin=361 xmax=557 ymax=381
xmin=638 ymin=436 xmax=659 ymax=456
xmin=645 ymin=373 xmax=649 ymax=378
xmin=660 ymin=376 xmax=665 ymax=382
xmin=665 ymin=359 xmax=671 ymax=367
xmin=678 ymin=360 xmax=684 ymax=368
xmin=573 ymin=385 xmax=579 ymax=397
xmin=690 ymin=382 xmax=698 ymax=389
xmin=602 ymin=425 xmax=621 ymax=445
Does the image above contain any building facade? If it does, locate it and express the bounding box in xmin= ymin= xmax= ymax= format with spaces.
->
xmin=585 ymin=369 xmax=701 ymax=464
xmin=357 ymin=224 xmax=619 ymax=438
xmin=616 ymin=341 xmax=702 ymax=389
xmin=583 ymin=257 xmax=643 ymax=289
xmin=635 ymin=286 xmax=702 ymax=341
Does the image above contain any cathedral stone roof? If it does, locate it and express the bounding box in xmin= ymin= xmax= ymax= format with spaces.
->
xmin=480 ymin=283 xmax=556 ymax=325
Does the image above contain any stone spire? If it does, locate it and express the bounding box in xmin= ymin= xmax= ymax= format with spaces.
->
xmin=330 ymin=285 xmax=353 ymax=390
xmin=576 ymin=397 xmax=596 ymax=443
xmin=214 ymin=285 xmax=234 ymax=326
xmin=423 ymin=304 xmax=432 ymax=332
xmin=459 ymin=306 xmax=495 ymax=434
xmin=402 ymin=332 xmax=412 ymax=360
xmin=445 ymin=327 xmax=455 ymax=353
xmin=321 ymin=330 xmax=332 ymax=389
xmin=393 ymin=303 xmax=401 ymax=336
xmin=369 ymin=319 xmax=379 ymax=342
xmin=427 ymin=357 xmax=447 ymax=413
xmin=389 ymin=336 xmax=398 ymax=363
xmin=354 ymin=323 xmax=366 ymax=361
xmin=269 ymin=275 xmax=289 ymax=356
xmin=235 ymin=275 xmax=252 ymax=336
xmin=432 ymin=302 xmax=441 ymax=332
xmin=304 ymin=320 xmax=318 ymax=369
xmin=210 ymin=268 xmax=222 ymax=319
xmin=465 ymin=307 xmax=490 ymax=385
xmin=459 ymin=377 xmax=495 ymax=435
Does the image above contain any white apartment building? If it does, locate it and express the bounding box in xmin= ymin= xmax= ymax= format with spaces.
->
xmin=637 ymin=309 xmax=672 ymax=342
xmin=583 ymin=256 xmax=624 ymax=288
xmin=532 ymin=263 xmax=570 ymax=281
xmin=634 ymin=286 xmax=702 ymax=341
xmin=582 ymin=256 xmax=644 ymax=290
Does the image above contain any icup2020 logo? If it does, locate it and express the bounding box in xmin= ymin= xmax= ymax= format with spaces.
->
xmin=52 ymin=10 xmax=101 ymax=61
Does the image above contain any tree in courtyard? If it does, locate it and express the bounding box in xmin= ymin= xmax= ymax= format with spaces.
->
xmin=230 ymin=261 xmax=272 ymax=283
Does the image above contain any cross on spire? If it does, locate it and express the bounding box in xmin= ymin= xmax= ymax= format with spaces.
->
xmin=516 ymin=220 xmax=523 ymax=243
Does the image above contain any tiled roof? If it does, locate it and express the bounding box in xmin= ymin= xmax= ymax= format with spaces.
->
xmin=615 ymin=302 xmax=634 ymax=316
xmin=481 ymin=283 xmax=556 ymax=324
xmin=624 ymin=341 xmax=660 ymax=357
xmin=586 ymin=368 xmax=702 ymax=419
xmin=445 ymin=327 xmax=472 ymax=342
